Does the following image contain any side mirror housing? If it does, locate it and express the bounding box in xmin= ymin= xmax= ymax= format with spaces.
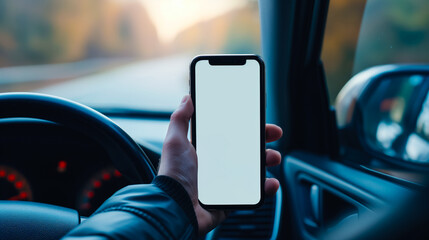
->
xmin=336 ymin=64 xmax=429 ymax=167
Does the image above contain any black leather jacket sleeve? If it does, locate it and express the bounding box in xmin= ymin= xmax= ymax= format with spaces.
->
xmin=62 ymin=176 xmax=198 ymax=240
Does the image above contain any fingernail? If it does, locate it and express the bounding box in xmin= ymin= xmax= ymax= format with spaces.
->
xmin=181 ymin=95 xmax=188 ymax=104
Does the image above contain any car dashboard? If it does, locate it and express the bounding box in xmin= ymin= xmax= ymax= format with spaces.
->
xmin=0 ymin=118 xmax=132 ymax=217
xmin=0 ymin=116 xmax=281 ymax=239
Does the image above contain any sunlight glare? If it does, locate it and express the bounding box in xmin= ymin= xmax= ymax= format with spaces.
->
xmin=139 ymin=0 xmax=248 ymax=43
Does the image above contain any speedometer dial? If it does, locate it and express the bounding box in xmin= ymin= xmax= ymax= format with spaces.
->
xmin=0 ymin=165 xmax=33 ymax=201
xmin=77 ymin=167 xmax=128 ymax=216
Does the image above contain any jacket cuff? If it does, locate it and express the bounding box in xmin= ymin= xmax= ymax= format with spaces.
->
xmin=153 ymin=175 xmax=198 ymax=232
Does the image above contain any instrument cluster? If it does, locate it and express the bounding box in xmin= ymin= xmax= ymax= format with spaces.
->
xmin=0 ymin=121 xmax=133 ymax=217
xmin=0 ymin=160 xmax=129 ymax=217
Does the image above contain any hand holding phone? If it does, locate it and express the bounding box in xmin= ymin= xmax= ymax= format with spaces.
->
xmin=190 ymin=55 xmax=265 ymax=209
xmin=158 ymin=94 xmax=282 ymax=235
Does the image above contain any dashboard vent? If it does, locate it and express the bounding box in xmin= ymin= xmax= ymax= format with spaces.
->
xmin=209 ymin=194 xmax=278 ymax=240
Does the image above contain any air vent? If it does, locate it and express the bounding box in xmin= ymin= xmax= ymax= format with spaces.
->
xmin=208 ymin=191 xmax=280 ymax=240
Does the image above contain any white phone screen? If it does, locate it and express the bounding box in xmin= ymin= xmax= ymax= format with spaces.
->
xmin=195 ymin=58 xmax=262 ymax=206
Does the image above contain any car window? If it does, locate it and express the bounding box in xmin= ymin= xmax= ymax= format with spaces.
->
xmin=0 ymin=0 xmax=260 ymax=111
xmin=322 ymin=0 xmax=429 ymax=104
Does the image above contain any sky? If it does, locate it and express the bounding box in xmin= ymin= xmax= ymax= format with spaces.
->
xmin=138 ymin=0 xmax=248 ymax=43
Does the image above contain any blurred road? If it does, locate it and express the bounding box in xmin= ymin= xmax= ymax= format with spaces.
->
xmin=0 ymin=58 xmax=129 ymax=85
xmin=36 ymin=54 xmax=192 ymax=111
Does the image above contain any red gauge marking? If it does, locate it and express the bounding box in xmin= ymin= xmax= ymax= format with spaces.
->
xmin=8 ymin=194 xmax=19 ymax=200
xmin=102 ymin=173 xmax=111 ymax=181
xmin=87 ymin=191 xmax=95 ymax=198
xmin=93 ymin=180 xmax=102 ymax=188
xmin=15 ymin=181 xmax=23 ymax=189
xmin=58 ymin=160 xmax=67 ymax=173
xmin=0 ymin=166 xmax=33 ymax=201
xmin=7 ymin=174 xmax=16 ymax=182
xmin=19 ymin=192 xmax=27 ymax=199
xmin=114 ymin=170 xmax=122 ymax=177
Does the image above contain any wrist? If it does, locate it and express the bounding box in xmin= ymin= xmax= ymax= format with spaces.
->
xmin=153 ymin=175 xmax=198 ymax=232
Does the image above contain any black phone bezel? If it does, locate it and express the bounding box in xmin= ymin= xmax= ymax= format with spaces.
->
xmin=190 ymin=54 xmax=266 ymax=210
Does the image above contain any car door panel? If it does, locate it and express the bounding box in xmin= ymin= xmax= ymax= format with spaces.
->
xmin=284 ymin=151 xmax=418 ymax=239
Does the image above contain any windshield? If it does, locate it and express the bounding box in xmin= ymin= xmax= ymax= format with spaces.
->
xmin=322 ymin=0 xmax=429 ymax=104
xmin=0 ymin=0 xmax=260 ymax=111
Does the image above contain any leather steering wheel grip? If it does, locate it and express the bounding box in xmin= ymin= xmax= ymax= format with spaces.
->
xmin=0 ymin=201 xmax=79 ymax=240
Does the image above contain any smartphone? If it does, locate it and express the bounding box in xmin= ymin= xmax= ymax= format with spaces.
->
xmin=190 ymin=54 xmax=265 ymax=209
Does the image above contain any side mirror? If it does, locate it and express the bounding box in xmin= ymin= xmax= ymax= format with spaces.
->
xmin=336 ymin=65 xmax=429 ymax=167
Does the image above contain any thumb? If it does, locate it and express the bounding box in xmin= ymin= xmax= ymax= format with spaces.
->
xmin=165 ymin=95 xmax=193 ymax=141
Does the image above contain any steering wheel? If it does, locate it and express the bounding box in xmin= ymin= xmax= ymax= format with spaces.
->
xmin=0 ymin=92 xmax=156 ymax=240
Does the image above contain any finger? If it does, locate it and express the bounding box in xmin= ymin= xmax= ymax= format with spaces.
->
xmin=266 ymin=124 xmax=283 ymax=143
xmin=165 ymin=95 xmax=193 ymax=141
xmin=264 ymin=178 xmax=280 ymax=197
xmin=266 ymin=149 xmax=281 ymax=167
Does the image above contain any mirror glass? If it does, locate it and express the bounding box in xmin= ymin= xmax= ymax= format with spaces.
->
xmin=361 ymin=74 xmax=429 ymax=163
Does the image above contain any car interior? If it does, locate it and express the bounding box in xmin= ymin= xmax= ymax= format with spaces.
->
xmin=0 ymin=0 xmax=428 ymax=239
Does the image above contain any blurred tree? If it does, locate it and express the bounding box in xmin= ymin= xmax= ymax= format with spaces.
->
xmin=119 ymin=2 xmax=160 ymax=58
xmin=321 ymin=0 xmax=366 ymax=104
xmin=0 ymin=0 xmax=160 ymax=67
xmin=353 ymin=0 xmax=429 ymax=73
xmin=172 ymin=3 xmax=260 ymax=55
xmin=222 ymin=4 xmax=261 ymax=54
xmin=322 ymin=0 xmax=429 ymax=104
